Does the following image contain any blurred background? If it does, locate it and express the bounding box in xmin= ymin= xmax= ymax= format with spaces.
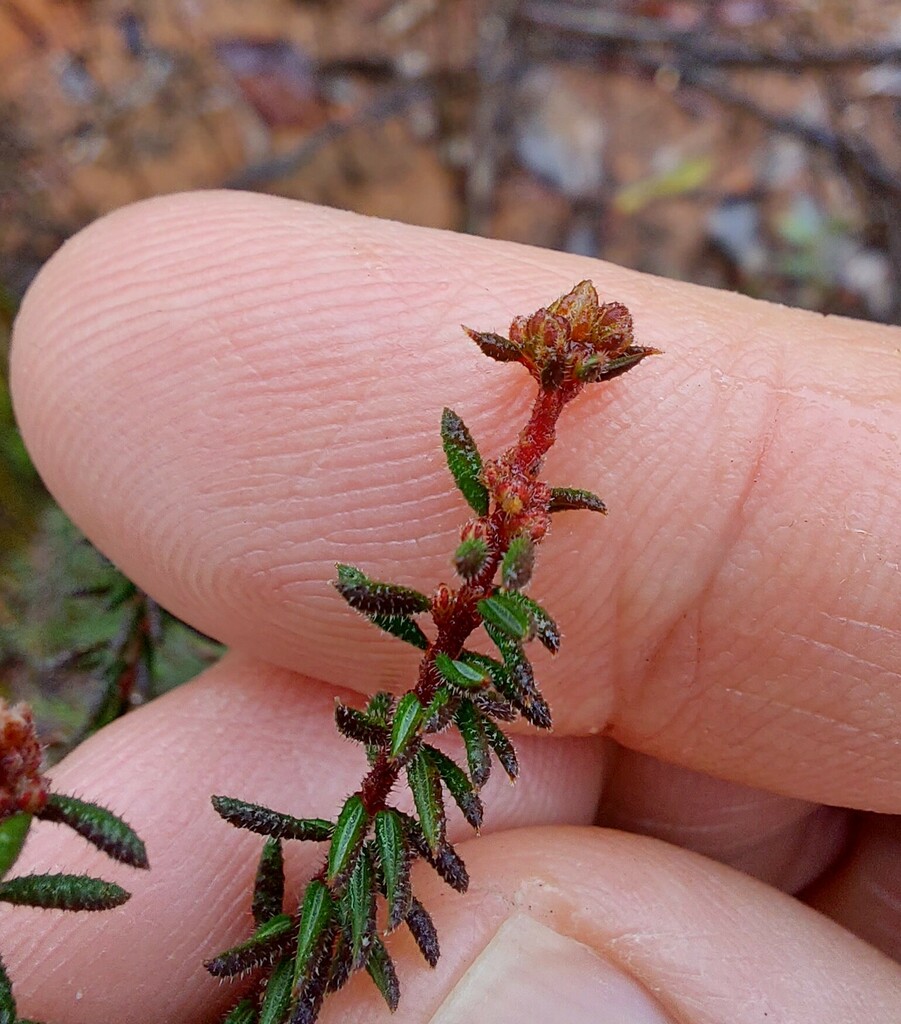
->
xmin=1 ymin=0 xmax=900 ymax=753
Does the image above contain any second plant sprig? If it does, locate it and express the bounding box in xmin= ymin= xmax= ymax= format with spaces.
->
xmin=209 ymin=281 xmax=658 ymax=1024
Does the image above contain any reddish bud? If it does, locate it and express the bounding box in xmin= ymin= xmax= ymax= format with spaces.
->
xmin=0 ymin=700 xmax=48 ymax=819
xmin=431 ymin=583 xmax=455 ymax=625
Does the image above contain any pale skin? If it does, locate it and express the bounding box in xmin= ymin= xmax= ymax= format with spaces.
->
xmin=2 ymin=191 xmax=899 ymax=1022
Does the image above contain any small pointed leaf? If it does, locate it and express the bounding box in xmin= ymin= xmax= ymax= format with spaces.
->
xmin=293 ymin=880 xmax=334 ymax=987
xmin=222 ymin=998 xmax=258 ymax=1024
xmin=0 ymin=873 xmax=129 ymax=911
xmin=548 ymin=486 xmax=607 ymax=515
xmin=434 ymin=652 xmax=488 ymax=690
xmin=484 ymin=625 xmax=552 ymax=729
xmin=478 ymin=594 xmax=530 ymax=640
xmin=483 ymin=718 xmax=519 ymax=780
xmin=405 ymin=897 xmax=440 ymax=967
xmin=462 ymin=327 xmax=523 ymax=365
xmin=576 ymin=345 xmax=659 ymax=383
xmin=454 ymin=701 xmax=491 ymax=789
xmin=389 ymin=694 xmax=424 ymax=759
xmin=327 ymin=795 xmax=368 ymax=884
xmin=204 ymin=914 xmax=294 ymax=977
xmin=259 ymin=958 xmax=293 ymax=1024
xmin=400 ymin=814 xmax=469 ymax=893
xmin=406 ymin=751 xmax=445 ymax=854
xmin=334 ymin=564 xmax=430 ymax=616
xmin=368 ymin=613 xmax=429 ymax=650
xmin=0 ymin=952 xmax=16 ymax=1024
xmin=334 ymin=703 xmax=388 ymax=746
xmin=0 ymin=813 xmax=30 ymax=879
xmin=507 ymin=593 xmax=561 ymax=653
xmin=252 ymin=837 xmax=285 ymax=924
xmin=326 ymin=932 xmax=354 ymax=994
xmin=440 ymin=408 xmax=489 ymax=515
xmin=452 ymin=536 xmax=490 ymax=580
xmin=374 ymin=810 xmax=411 ymax=930
xmin=37 ymin=793 xmax=148 ymax=869
xmin=424 ymin=746 xmax=483 ymax=830
xmin=212 ymin=797 xmax=333 ymax=843
xmin=345 ymin=846 xmax=376 ymax=968
xmin=501 ymin=535 xmax=535 ymax=591
xmin=364 ymin=935 xmax=400 ymax=1012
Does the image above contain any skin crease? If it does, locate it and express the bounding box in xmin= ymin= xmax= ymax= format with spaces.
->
xmin=2 ymin=191 xmax=899 ymax=1022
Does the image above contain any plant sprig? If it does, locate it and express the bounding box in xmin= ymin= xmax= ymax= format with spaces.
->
xmin=210 ymin=281 xmax=658 ymax=1023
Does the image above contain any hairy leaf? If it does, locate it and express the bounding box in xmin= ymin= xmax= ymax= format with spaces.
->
xmin=0 ymin=873 xmax=129 ymax=911
xmin=454 ymin=701 xmax=491 ymax=789
xmin=576 ymin=346 xmax=658 ymax=383
xmin=440 ymin=408 xmax=489 ymax=515
xmin=406 ymin=750 xmax=445 ymax=854
xmin=326 ymin=932 xmax=354 ymax=995
xmin=365 ymin=935 xmax=400 ymax=1012
xmin=259 ymin=958 xmax=293 ymax=1024
xmin=484 ymin=625 xmax=552 ymax=729
xmin=548 ymin=486 xmax=607 ymax=515
xmin=406 ymin=897 xmax=440 ymax=967
xmin=293 ymin=880 xmax=334 ymax=986
xmin=501 ymin=535 xmax=535 ymax=590
xmin=400 ymin=815 xmax=469 ymax=894
xmin=471 ymin=692 xmax=518 ymax=721
xmin=452 ymin=536 xmax=490 ymax=580
xmin=212 ymin=797 xmax=333 ymax=843
xmin=507 ymin=593 xmax=561 ymax=653
xmin=334 ymin=564 xmax=430 ymax=616
xmin=365 ymin=691 xmax=395 ymax=725
xmin=424 ymin=746 xmax=483 ymax=830
xmin=0 ymin=952 xmax=16 ymax=1024
xmin=434 ymin=652 xmax=488 ymax=690
xmin=390 ymin=693 xmax=424 ymax=758
xmin=222 ymin=998 xmax=258 ymax=1024
xmin=252 ymin=838 xmax=285 ymax=924
xmin=0 ymin=813 xmax=30 ymax=880
xmin=334 ymin=703 xmax=388 ymax=746
xmin=422 ymin=686 xmax=453 ymax=733
xmin=205 ymin=914 xmax=294 ymax=977
xmin=462 ymin=327 xmax=523 ymax=365
xmin=367 ymin=612 xmax=430 ymax=650
xmin=344 ymin=846 xmax=376 ymax=969
xmin=37 ymin=793 xmax=148 ymax=869
xmin=375 ymin=809 xmax=411 ymax=930
xmin=327 ymin=795 xmax=368 ymax=885
xmin=482 ymin=718 xmax=520 ymax=780
xmin=478 ymin=594 xmax=531 ymax=640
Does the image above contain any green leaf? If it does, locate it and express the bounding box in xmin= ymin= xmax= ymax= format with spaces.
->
xmin=325 ymin=933 xmax=353 ymax=995
xmin=365 ymin=691 xmax=395 ymax=725
xmin=37 ymin=793 xmax=148 ymax=869
xmin=259 ymin=958 xmax=293 ymax=1024
xmin=212 ymin=797 xmax=333 ymax=842
xmin=0 ymin=873 xmax=129 ymax=911
xmin=364 ymin=935 xmax=400 ymax=1012
xmin=454 ymin=701 xmax=491 ymax=789
xmin=389 ymin=693 xmax=424 ymax=759
xmin=452 ymin=536 xmax=490 ymax=581
xmin=0 ymin=952 xmax=16 ymax=1024
xmin=294 ymin=880 xmax=334 ymax=986
xmin=507 ymin=593 xmax=561 ymax=654
xmin=405 ymin=897 xmax=440 ymax=967
xmin=334 ymin=564 xmax=430 ymax=616
xmin=483 ymin=718 xmax=519 ymax=780
xmin=548 ymin=486 xmax=607 ymax=515
xmin=327 ymin=795 xmax=368 ymax=884
xmin=424 ymin=746 xmax=483 ymax=830
xmin=400 ymin=814 xmax=469 ymax=893
xmin=422 ymin=686 xmax=452 ymax=731
xmin=501 ymin=535 xmax=535 ymax=590
xmin=222 ymin=998 xmax=258 ymax=1024
xmin=0 ymin=813 xmax=30 ymax=879
xmin=434 ymin=652 xmax=488 ymax=690
xmin=374 ymin=809 xmax=411 ymax=930
xmin=462 ymin=327 xmax=523 ymax=365
xmin=334 ymin=703 xmax=388 ymax=746
xmin=440 ymin=408 xmax=489 ymax=515
xmin=204 ymin=914 xmax=294 ymax=977
xmin=576 ymin=346 xmax=658 ymax=383
xmin=344 ymin=846 xmax=376 ymax=969
xmin=484 ymin=624 xmax=552 ymax=729
xmin=478 ymin=594 xmax=531 ymax=640
xmin=367 ymin=612 xmax=429 ymax=650
xmin=406 ymin=751 xmax=445 ymax=854
xmin=252 ymin=837 xmax=285 ymax=925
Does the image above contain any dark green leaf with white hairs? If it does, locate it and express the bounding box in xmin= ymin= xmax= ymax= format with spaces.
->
xmin=452 ymin=536 xmax=490 ymax=580
xmin=424 ymin=746 xmax=483 ymax=830
xmin=293 ymin=880 xmax=334 ymax=989
xmin=327 ymin=795 xmax=368 ymax=885
xmin=390 ymin=693 xmax=424 ymax=759
xmin=440 ymin=408 xmax=489 ymax=515
xmin=478 ymin=594 xmax=531 ymax=640
xmin=454 ymin=700 xmax=491 ymax=789
xmin=344 ymin=846 xmax=376 ymax=969
xmin=548 ymin=486 xmax=607 ymax=515
xmin=334 ymin=564 xmax=430 ymax=617
xmin=575 ymin=346 xmax=656 ymax=383
xmin=0 ymin=873 xmax=129 ymax=911
xmin=252 ymin=837 xmax=285 ymax=924
xmin=37 ymin=793 xmax=148 ymax=869
xmin=365 ymin=691 xmax=395 ymax=725
xmin=0 ymin=813 xmax=30 ymax=879
xmin=259 ymin=958 xmax=293 ymax=1024
xmin=462 ymin=327 xmax=523 ymax=365
xmin=400 ymin=813 xmax=469 ymax=893
xmin=367 ymin=612 xmax=429 ymax=650
xmin=204 ymin=914 xmax=294 ymax=977
xmin=375 ymin=809 xmax=411 ymax=931
xmin=211 ymin=796 xmax=333 ymax=843
xmin=222 ymin=998 xmax=258 ymax=1024
xmin=365 ymin=935 xmax=400 ymax=1012
xmin=434 ymin=652 xmax=488 ymax=690
xmin=507 ymin=592 xmax=561 ymax=653
xmin=482 ymin=718 xmax=519 ymax=780
xmin=405 ymin=897 xmax=440 ymax=967
xmin=334 ymin=702 xmax=388 ymax=746
xmin=406 ymin=751 xmax=445 ymax=854
xmin=501 ymin=535 xmax=535 ymax=590
xmin=484 ymin=624 xmax=552 ymax=729
xmin=0 ymin=952 xmax=16 ymax=1024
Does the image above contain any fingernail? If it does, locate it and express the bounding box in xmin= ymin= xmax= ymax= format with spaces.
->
xmin=429 ymin=913 xmax=673 ymax=1024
